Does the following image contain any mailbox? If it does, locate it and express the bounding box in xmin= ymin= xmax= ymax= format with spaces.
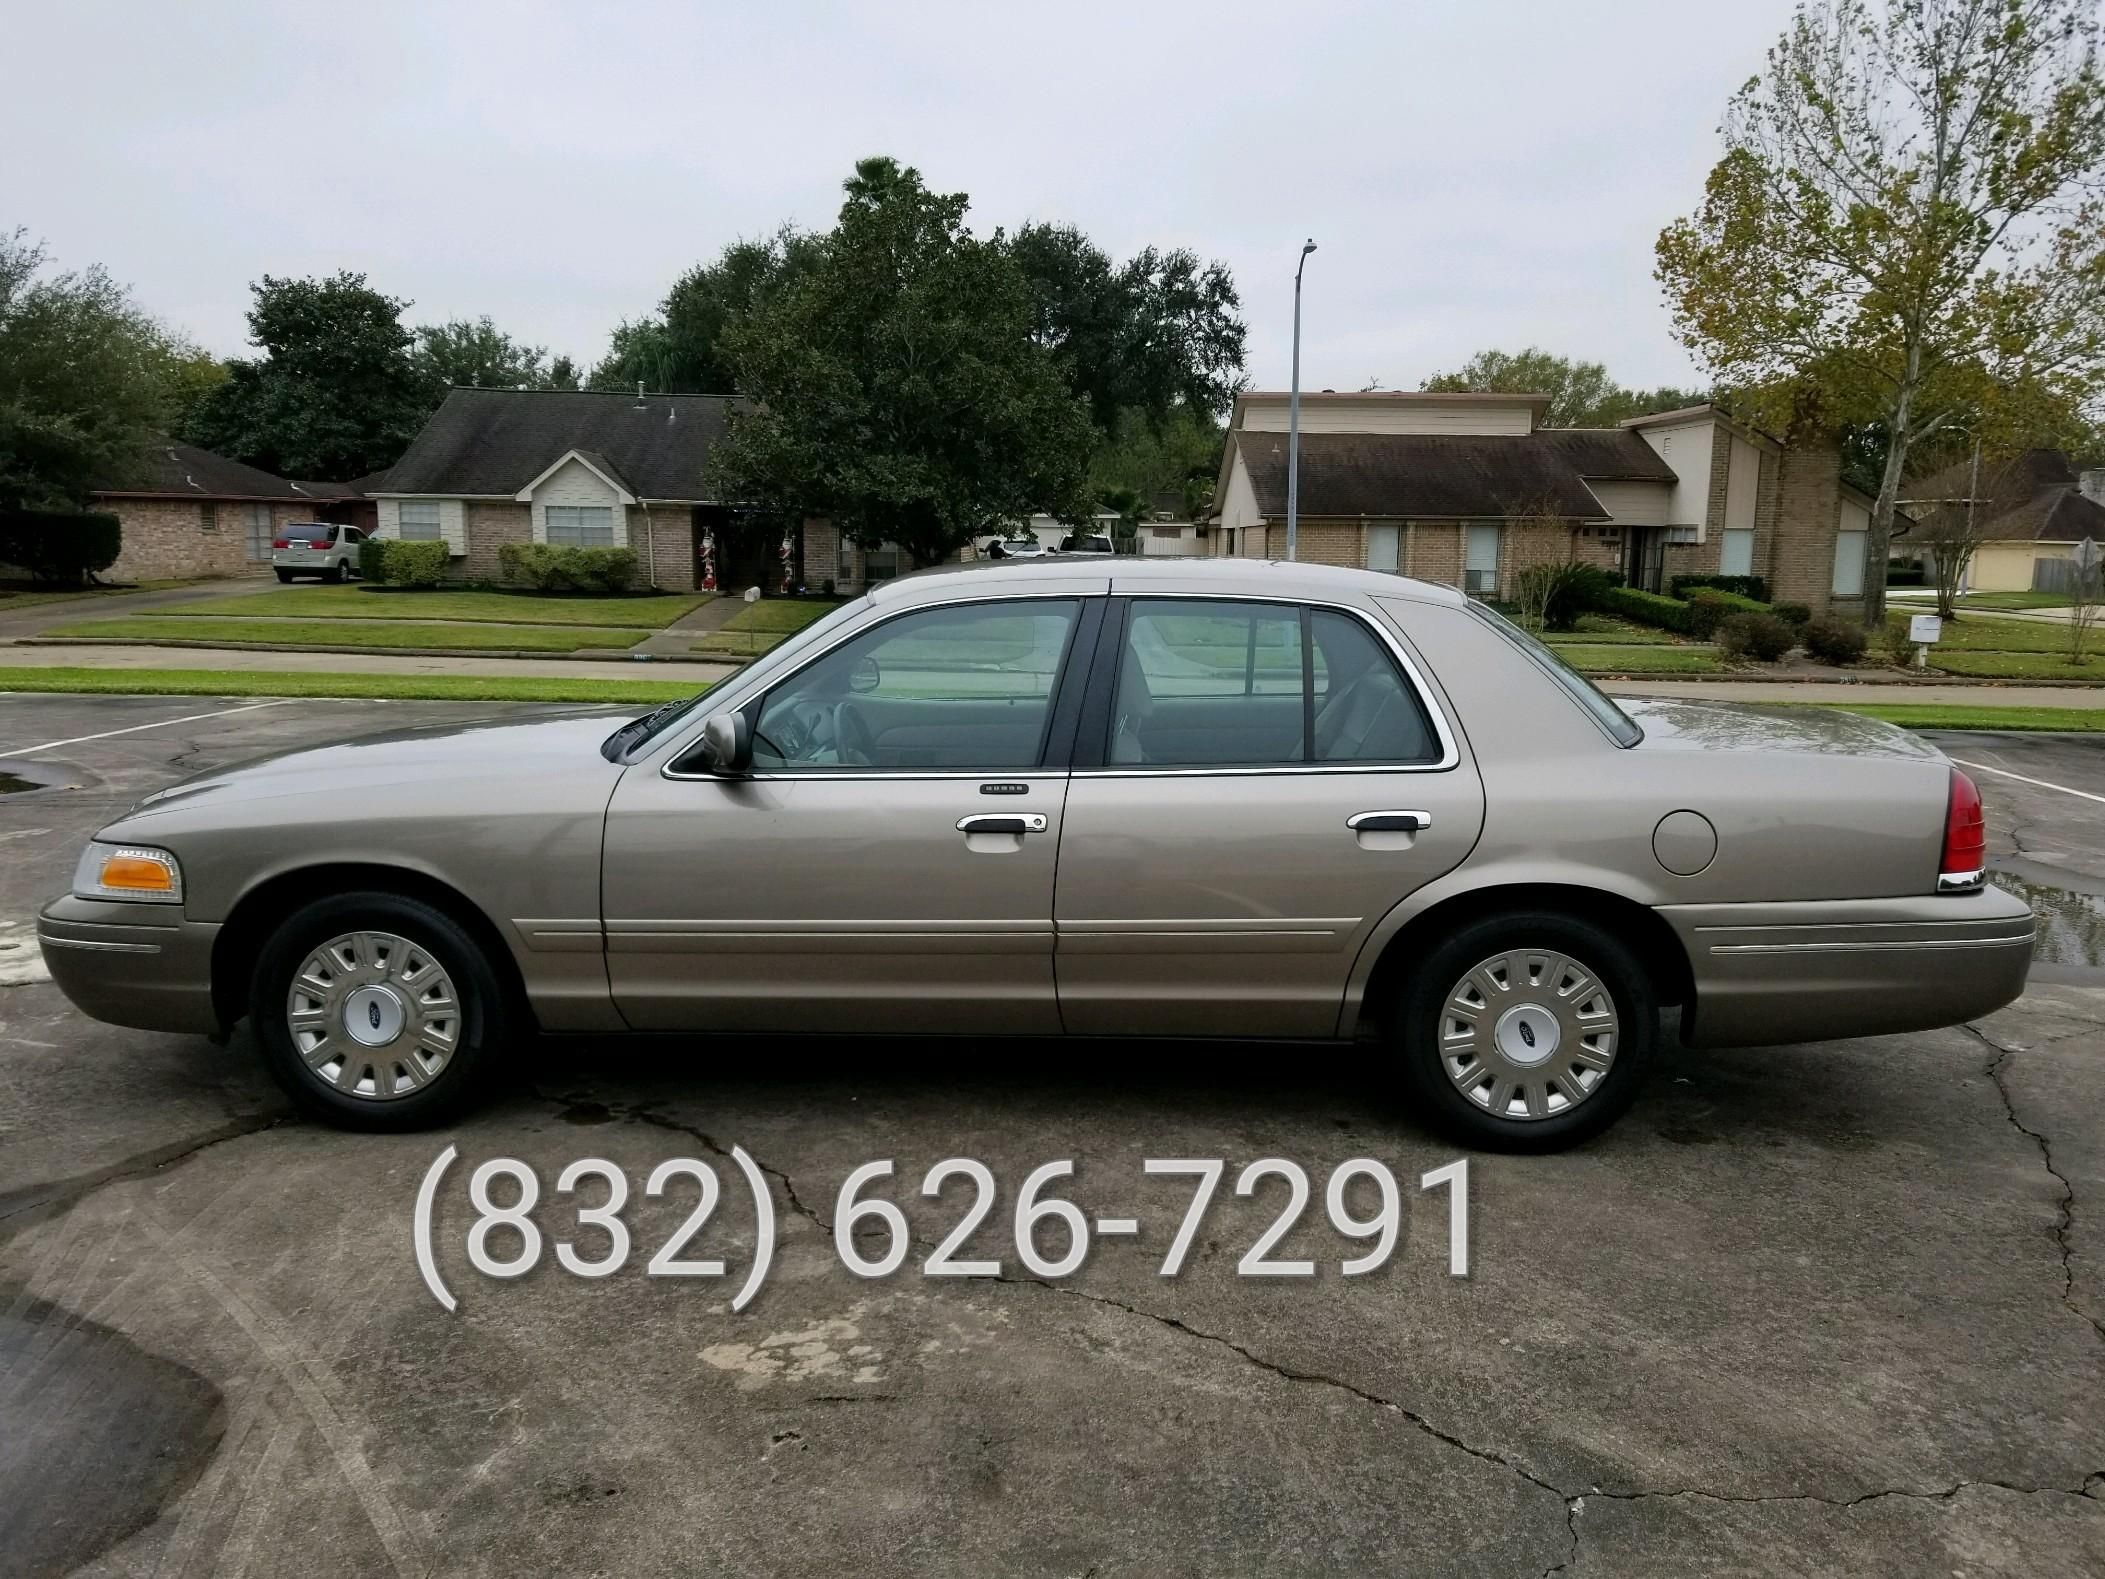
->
xmin=1909 ymin=613 xmax=1943 ymax=645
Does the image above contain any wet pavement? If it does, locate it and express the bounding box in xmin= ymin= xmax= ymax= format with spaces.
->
xmin=0 ymin=698 xmax=2100 ymax=1577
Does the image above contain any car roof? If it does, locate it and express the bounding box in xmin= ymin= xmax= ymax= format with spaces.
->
xmin=868 ymin=554 xmax=1469 ymax=609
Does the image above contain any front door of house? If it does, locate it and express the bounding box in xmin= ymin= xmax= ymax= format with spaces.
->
xmin=1622 ymin=527 xmax=1666 ymax=593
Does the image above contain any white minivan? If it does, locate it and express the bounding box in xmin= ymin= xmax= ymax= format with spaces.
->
xmin=271 ymin=523 xmax=364 ymax=583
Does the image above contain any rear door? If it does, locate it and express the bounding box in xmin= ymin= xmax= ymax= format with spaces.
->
xmin=601 ymin=594 xmax=1100 ymax=1033
xmin=1053 ymin=595 xmax=1485 ymax=1037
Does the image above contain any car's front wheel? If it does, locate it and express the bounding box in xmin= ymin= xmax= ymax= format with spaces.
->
xmin=1395 ymin=911 xmax=1656 ymax=1152
xmin=250 ymin=892 xmax=509 ymax=1130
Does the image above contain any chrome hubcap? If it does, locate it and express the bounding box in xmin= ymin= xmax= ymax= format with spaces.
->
xmin=287 ymin=931 xmax=459 ymax=1101
xmin=1440 ymin=948 xmax=1618 ymax=1121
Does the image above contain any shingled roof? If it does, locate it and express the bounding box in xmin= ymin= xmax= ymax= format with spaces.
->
xmin=1906 ymin=448 xmax=2105 ymax=543
xmin=1231 ymin=430 xmax=1625 ymax=521
xmin=93 ymin=443 xmax=360 ymax=502
xmin=376 ymin=387 xmax=743 ymax=500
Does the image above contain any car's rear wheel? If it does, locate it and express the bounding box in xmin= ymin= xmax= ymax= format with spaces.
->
xmin=1395 ymin=911 xmax=1655 ymax=1152
xmin=250 ymin=892 xmax=508 ymax=1130
xmin=326 ymin=560 xmax=347 ymax=583
xmin=274 ymin=568 xmax=295 ymax=582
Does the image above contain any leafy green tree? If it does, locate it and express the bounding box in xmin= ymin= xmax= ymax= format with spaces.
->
xmin=1421 ymin=347 xmax=1705 ymax=427
xmin=1088 ymin=403 xmax=1225 ymax=519
xmin=415 ymin=315 xmax=567 ymax=393
xmin=180 ymin=272 xmax=428 ymax=479
xmin=591 ymin=229 xmax=818 ymax=393
xmin=708 ymin=158 xmax=1096 ymax=565
xmin=0 ymin=229 xmax=194 ymax=510
xmin=1656 ymin=0 xmax=2105 ymax=624
xmin=1005 ymin=223 xmax=1246 ymax=429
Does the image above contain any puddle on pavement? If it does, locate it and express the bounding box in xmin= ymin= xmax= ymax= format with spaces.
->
xmin=1990 ymin=870 xmax=2105 ymax=969
xmin=0 ymin=771 xmax=35 ymax=794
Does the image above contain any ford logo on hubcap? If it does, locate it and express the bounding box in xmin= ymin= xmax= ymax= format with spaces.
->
xmin=368 ymin=1002 xmax=383 ymax=1031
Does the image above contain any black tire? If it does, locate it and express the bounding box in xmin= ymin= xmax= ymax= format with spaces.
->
xmin=249 ymin=891 xmax=509 ymax=1131
xmin=326 ymin=560 xmax=347 ymax=583
xmin=1395 ymin=910 xmax=1656 ymax=1153
xmin=274 ymin=568 xmax=295 ymax=582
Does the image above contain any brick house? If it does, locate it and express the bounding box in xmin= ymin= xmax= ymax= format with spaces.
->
xmin=88 ymin=444 xmax=373 ymax=582
xmin=371 ymin=387 xmax=820 ymax=592
xmin=1902 ymin=448 xmax=2105 ymax=594
xmin=1207 ymin=392 xmax=1877 ymax=616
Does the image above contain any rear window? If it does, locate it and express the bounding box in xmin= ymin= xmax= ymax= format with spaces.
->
xmin=1464 ymin=602 xmax=1643 ymax=747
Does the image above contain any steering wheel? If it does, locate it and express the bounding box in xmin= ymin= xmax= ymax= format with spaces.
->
xmin=832 ymin=702 xmax=878 ymax=766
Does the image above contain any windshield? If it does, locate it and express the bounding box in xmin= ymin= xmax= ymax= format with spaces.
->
xmin=602 ymin=596 xmax=869 ymax=759
xmin=1463 ymin=600 xmax=1644 ymax=748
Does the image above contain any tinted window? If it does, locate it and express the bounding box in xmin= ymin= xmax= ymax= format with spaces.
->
xmin=753 ymin=599 xmax=1079 ymax=771
xmin=1310 ymin=609 xmax=1437 ymax=762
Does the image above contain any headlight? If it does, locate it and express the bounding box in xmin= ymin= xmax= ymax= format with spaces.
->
xmin=73 ymin=842 xmax=184 ymax=904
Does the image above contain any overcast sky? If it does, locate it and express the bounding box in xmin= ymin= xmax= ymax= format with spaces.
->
xmin=6 ymin=0 xmax=1800 ymax=394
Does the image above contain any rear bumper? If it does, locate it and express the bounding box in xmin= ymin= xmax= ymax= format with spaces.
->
xmin=1663 ymin=888 xmax=2035 ymax=1049
xmin=38 ymin=894 xmax=222 ymax=1035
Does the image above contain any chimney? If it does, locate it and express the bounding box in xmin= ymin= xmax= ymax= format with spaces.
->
xmin=2081 ymin=469 xmax=2105 ymax=506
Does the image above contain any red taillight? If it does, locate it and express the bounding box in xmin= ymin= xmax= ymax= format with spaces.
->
xmin=1940 ymin=769 xmax=1985 ymax=891
xmin=271 ymin=538 xmax=290 ymax=550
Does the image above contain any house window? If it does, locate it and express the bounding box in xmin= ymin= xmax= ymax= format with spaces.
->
xmin=199 ymin=502 xmax=218 ymax=533
xmin=1720 ymin=527 xmax=1755 ymax=577
xmin=546 ymin=505 xmax=614 ymax=547
xmin=1366 ymin=523 xmax=1400 ymax=574
xmin=1464 ymin=525 xmax=1501 ymax=595
xmin=863 ymin=542 xmax=902 ymax=582
xmin=398 ymin=501 xmax=442 ymax=542
xmin=1832 ymin=529 xmax=1867 ymax=597
xmin=246 ymin=504 xmax=273 ymax=561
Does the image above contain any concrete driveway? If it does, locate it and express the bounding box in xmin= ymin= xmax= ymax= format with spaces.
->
xmin=1 ymin=698 xmax=2100 ymax=1576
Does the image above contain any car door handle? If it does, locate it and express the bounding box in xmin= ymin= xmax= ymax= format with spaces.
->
xmin=957 ymin=814 xmax=1049 ymax=835
xmin=1347 ymin=811 xmax=1430 ymax=833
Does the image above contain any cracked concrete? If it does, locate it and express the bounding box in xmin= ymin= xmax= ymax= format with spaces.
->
xmin=2 ymin=699 xmax=2103 ymax=1575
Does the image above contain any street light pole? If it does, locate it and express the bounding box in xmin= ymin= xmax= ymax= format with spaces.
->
xmin=1286 ymin=238 xmax=1317 ymax=562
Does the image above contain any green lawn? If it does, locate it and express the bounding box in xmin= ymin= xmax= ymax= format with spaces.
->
xmin=1557 ymin=643 xmax=1726 ymax=674
xmin=0 ymin=667 xmax=704 ymax=704
xmin=160 ymin=586 xmax=713 ymax=628
xmin=42 ymin=616 xmax=650 ymax=652
xmin=1551 ymin=616 xmax=1683 ymax=646
xmin=1891 ymin=614 xmax=2082 ymax=655
xmin=1957 ymin=592 xmax=2073 ymax=611
xmin=692 ymin=597 xmax=840 ymax=657
xmin=1919 ymin=649 xmax=2105 ymax=680
xmin=1807 ymin=702 xmax=2105 ymax=733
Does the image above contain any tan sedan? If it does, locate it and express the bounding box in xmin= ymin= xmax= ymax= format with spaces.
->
xmin=39 ymin=559 xmax=2035 ymax=1149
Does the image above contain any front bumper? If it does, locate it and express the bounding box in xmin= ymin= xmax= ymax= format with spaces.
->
xmin=1664 ymin=887 xmax=2036 ymax=1049
xmin=38 ymin=894 xmax=222 ymax=1035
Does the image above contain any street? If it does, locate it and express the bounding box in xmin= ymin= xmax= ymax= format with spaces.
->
xmin=1 ymin=696 xmax=2101 ymax=1577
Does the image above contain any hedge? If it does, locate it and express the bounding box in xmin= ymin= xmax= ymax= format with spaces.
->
xmin=0 ymin=510 xmax=122 ymax=586
xmin=1669 ymin=573 xmax=1768 ymax=602
xmin=498 ymin=542 xmax=637 ymax=592
xmin=361 ymin=538 xmax=450 ymax=587
xmin=1589 ymin=583 xmax=1771 ymax=636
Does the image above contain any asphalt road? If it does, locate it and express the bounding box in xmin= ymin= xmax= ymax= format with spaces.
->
xmin=1 ymin=696 xmax=2101 ymax=1577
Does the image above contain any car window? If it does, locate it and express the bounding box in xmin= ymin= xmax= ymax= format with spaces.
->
xmin=751 ymin=598 xmax=1080 ymax=771
xmin=1110 ymin=599 xmax=1307 ymax=765
xmin=1309 ymin=609 xmax=1439 ymax=762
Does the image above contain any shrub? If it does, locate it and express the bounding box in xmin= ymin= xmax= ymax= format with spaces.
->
xmin=1593 ymin=584 xmax=1695 ymax=632
xmin=371 ymin=539 xmax=450 ymax=587
xmin=1684 ymin=591 xmax=1734 ymax=641
xmin=1514 ymin=561 xmax=1613 ymax=632
xmin=0 ymin=510 xmax=122 ymax=585
xmin=359 ymin=537 xmax=391 ymax=582
xmin=499 ymin=542 xmax=637 ymax=592
xmin=1802 ymin=617 xmax=1868 ymax=665
xmin=1670 ymin=573 xmax=1769 ymax=602
xmin=1770 ymin=602 xmax=1812 ymax=628
xmin=1886 ymin=564 xmax=1926 ymax=586
xmin=1879 ymin=616 xmax=1920 ymax=666
xmin=1716 ymin=611 xmax=1796 ymax=662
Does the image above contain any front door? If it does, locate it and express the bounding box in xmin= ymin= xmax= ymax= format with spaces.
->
xmin=1053 ymin=596 xmax=1485 ymax=1037
xmin=601 ymin=596 xmax=1094 ymax=1032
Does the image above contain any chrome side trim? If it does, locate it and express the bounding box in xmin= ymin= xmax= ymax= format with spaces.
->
xmin=38 ymin=936 xmax=163 ymax=955
xmin=1710 ymin=934 xmax=2035 ymax=956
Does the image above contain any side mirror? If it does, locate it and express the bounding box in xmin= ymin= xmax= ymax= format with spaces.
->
xmin=849 ymin=655 xmax=881 ymax=695
xmin=695 ymin=710 xmax=752 ymax=775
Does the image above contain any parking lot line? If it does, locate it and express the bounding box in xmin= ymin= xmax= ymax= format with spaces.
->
xmin=1950 ymin=757 xmax=2105 ymax=806
xmin=0 ymin=700 xmax=292 ymax=759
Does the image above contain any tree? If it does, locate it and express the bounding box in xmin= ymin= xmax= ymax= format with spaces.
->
xmin=415 ymin=315 xmax=566 ymax=393
xmin=1087 ymin=403 xmax=1225 ymax=519
xmin=1657 ymin=0 xmax=2105 ymax=626
xmin=1005 ymin=223 xmax=1246 ymax=430
xmin=1422 ymin=347 xmax=1706 ymax=427
xmin=180 ymin=272 xmax=432 ymax=479
xmin=591 ymin=229 xmax=818 ymax=393
xmin=0 ymin=230 xmax=195 ymax=511
xmin=708 ymin=158 xmax=1097 ymax=566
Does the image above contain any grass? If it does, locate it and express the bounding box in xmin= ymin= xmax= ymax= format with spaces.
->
xmin=1918 ymin=649 xmax=2105 ymax=680
xmin=1805 ymin=701 xmax=2105 ymax=733
xmin=1551 ymin=616 xmax=1683 ymax=645
xmin=41 ymin=616 xmax=650 ymax=652
xmin=1890 ymin=614 xmax=2082 ymax=655
xmin=1955 ymin=591 xmax=2073 ymax=611
xmin=0 ymin=667 xmax=704 ymax=704
xmin=692 ymin=596 xmax=840 ymax=657
xmin=1556 ymin=644 xmax=1726 ymax=674
xmin=159 ymin=585 xmax=713 ymax=628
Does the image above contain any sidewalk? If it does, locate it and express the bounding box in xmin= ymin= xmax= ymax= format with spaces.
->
xmin=0 ymin=642 xmax=737 ymax=684
xmin=1608 ymin=679 xmax=2105 ymax=708
xmin=628 ymin=594 xmax=745 ymax=658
